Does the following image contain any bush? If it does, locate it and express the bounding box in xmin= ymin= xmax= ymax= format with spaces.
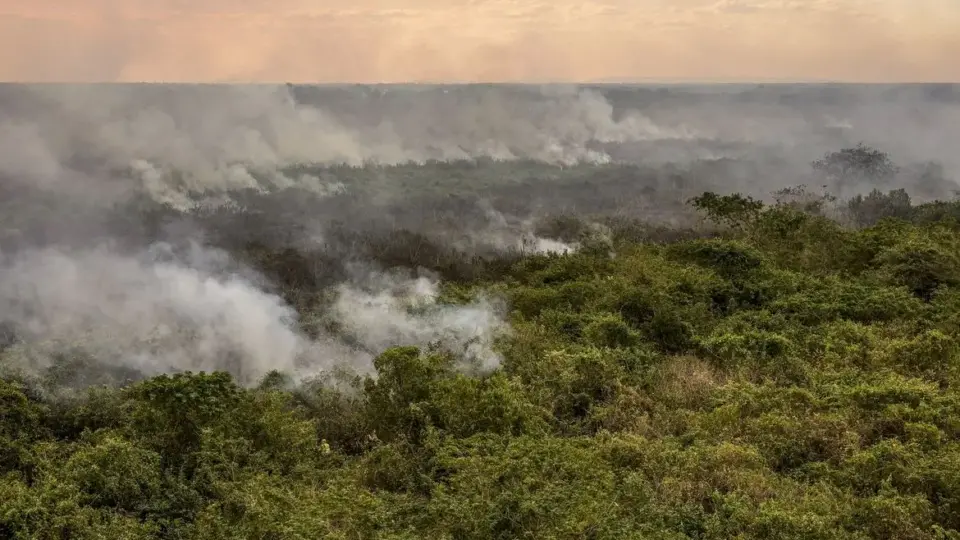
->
xmin=10 ymin=181 xmax=960 ymax=537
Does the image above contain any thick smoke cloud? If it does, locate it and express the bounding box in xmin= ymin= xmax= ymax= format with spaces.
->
xmin=0 ymin=84 xmax=702 ymax=200
xmin=3 ymin=84 xmax=958 ymax=207
xmin=0 ymin=244 xmax=307 ymax=384
xmin=0 ymin=83 xmax=957 ymax=386
xmin=0 ymin=242 xmax=509 ymax=385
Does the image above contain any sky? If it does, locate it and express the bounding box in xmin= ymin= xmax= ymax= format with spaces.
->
xmin=0 ymin=0 xmax=957 ymax=83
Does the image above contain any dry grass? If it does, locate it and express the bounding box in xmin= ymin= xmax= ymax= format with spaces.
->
xmin=653 ymin=355 xmax=726 ymax=411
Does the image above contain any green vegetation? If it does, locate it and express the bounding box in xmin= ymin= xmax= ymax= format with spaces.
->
xmin=5 ymin=146 xmax=960 ymax=537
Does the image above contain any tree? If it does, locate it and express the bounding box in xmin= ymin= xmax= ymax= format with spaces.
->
xmin=688 ymin=192 xmax=764 ymax=229
xmin=812 ymin=143 xmax=899 ymax=195
xmin=846 ymin=188 xmax=913 ymax=227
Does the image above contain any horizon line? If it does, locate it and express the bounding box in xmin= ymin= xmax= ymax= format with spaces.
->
xmin=1 ymin=79 xmax=958 ymax=86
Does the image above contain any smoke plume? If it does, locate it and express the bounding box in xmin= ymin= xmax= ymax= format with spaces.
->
xmin=0 ymin=83 xmax=957 ymax=387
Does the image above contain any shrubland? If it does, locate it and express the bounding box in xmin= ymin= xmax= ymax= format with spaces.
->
xmin=4 ymin=145 xmax=960 ymax=538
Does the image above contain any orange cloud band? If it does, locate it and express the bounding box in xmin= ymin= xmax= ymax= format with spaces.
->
xmin=1 ymin=0 xmax=957 ymax=82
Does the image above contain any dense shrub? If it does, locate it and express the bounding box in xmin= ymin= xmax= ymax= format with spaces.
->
xmin=8 ymin=180 xmax=960 ymax=538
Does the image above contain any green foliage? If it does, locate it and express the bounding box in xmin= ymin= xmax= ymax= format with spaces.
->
xmin=875 ymin=237 xmax=960 ymax=300
xmin=63 ymin=433 xmax=162 ymax=511
xmin=10 ymin=183 xmax=960 ymax=537
xmin=848 ymin=188 xmax=914 ymax=227
xmin=689 ymin=191 xmax=764 ymax=228
xmin=0 ymin=379 xmax=48 ymax=481
xmin=666 ymin=238 xmax=765 ymax=279
xmin=128 ymin=371 xmax=242 ymax=468
xmin=583 ymin=313 xmax=640 ymax=348
xmin=428 ymin=436 xmax=621 ymax=539
xmin=363 ymin=346 xmax=455 ymax=444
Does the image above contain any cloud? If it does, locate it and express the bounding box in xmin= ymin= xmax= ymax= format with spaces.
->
xmin=705 ymin=0 xmax=844 ymax=14
xmin=0 ymin=0 xmax=957 ymax=82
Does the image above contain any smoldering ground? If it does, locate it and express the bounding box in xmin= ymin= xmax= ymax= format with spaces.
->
xmin=0 ymin=83 xmax=957 ymax=388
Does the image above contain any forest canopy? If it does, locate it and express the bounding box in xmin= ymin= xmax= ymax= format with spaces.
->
xmin=4 ymin=144 xmax=960 ymax=538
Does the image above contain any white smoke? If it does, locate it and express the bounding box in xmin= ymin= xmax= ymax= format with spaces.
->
xmin=330 ymin=267 xmax=509 ymax=371
xmin=129 ymin=158 xmax=346 ymax=212
xmin=1 ymin=83 xmax=955 ymax=389
xmin=5 ymin=84 xmax=957 ymax=214
xmin=0 ymin=84 xmax=703 ymax=210
xmin=447 ymin=201 xmax=580 ymax=255
xmin=0 ymin=244 xmax=304 ymax=384
xmin=0 ymin=242 xmax=509 ymax=385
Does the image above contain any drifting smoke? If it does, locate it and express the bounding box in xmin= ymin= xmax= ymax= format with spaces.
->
xmin=2 ymin=83 xmax=958 ymax=211
xmin=130 ymin=158 xmax=347 ymax=212
xmin=0 ymin=243 xmax=306 ymax=385
xmin=331 ymin=266 xmax=509 ymax=372
xmin=446 ymin=201 xmax=580 ymax=255
xmin=0 ymin=83 xmax=957 ymax=387
xmin=0 ymin=84 xmax=704 ymax=210
xmin=0 ymin=242 xmax=509 ymax=386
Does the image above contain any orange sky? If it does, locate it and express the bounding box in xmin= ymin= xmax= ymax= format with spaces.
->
xmin=0 ymin=0 xmax=957 ymax=82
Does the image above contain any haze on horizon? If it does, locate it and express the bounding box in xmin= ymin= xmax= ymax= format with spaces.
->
xmin=0 ymin=0 xmax=958 ymax=83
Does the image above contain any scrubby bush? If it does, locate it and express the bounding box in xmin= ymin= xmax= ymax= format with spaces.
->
xmin=9 ymin=177 xmax=960 ymax=538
